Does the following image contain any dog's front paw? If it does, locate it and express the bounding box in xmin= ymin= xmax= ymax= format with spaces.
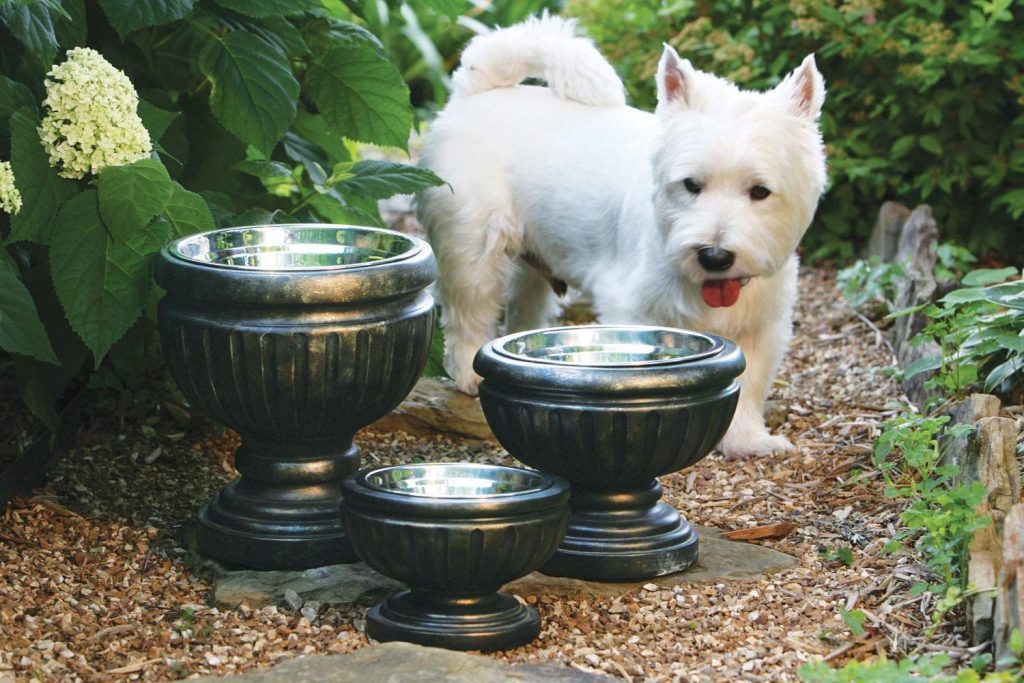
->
xmin=719 ymin=430 xmax=795 ymax=460
xmin=450 ymin=370 xmax=482 ymax=396
xmin=444 ymin=346 xmax=483 ymax=396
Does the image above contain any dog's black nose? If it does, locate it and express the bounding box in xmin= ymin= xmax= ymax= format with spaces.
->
xmin=697 ymin=247 xmax=735 ymax=272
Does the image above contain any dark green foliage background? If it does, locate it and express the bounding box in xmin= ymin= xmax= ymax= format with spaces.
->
xmin=0 ymin=0 xmax=454 ymax=426
xmin=566 ymin=0 xmax=1024 ymax=261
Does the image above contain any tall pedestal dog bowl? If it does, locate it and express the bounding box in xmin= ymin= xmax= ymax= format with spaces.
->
xmin=341 ymin=463 xmax=570 ymax=650
xmin=156 ymin=225 xmax=436 ymax=569
xmin=475 ymin=325 xmax=744 ymax=581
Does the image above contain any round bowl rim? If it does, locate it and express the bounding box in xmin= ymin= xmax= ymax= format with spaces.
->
xmin=492 ymin=324 xmax=724 ymax=368
xmin=357 ymin=463 xmax=552 ymax=500
xmin=166 ymin=223 xmax=423 ymax=272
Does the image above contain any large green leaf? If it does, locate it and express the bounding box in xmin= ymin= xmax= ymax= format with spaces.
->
xmin=961 ymin=267 xmax=1018 ymax=287
xmin=0 ymin=251 xmax=58 ymax=364
xmin=982 ymin=280 xmax=1024 ymax=310
xmin=217 ymin=15 xmax=310 ymax=58
xmin=96 ymin=0 xmax=194 ymax=38
xmin=0 ymin=75 xmax=34 ymax=133
xmin=162 ymin=182 xmax=215 ymax=237
xmin=0 ymin=0 xmax=62 ymax=66
xmin=336 ymin=160 xmax=445 ymax=201
xmin=7 ymin=108 xmax=74 ymax=245
xmin=50 ymin=191 xmax=169 ymax=364
xmin=12 ymin=257 xmax=88 ymax=428
xmin=304 ymin=18 xmax=384 ymax=54
xmin=53 ymin=0 xmax=86 ymax=48
xmin=98 ymin=159 xmax=175 ymax=242
xmin=306 ymin=43 xmax=413 ymax=150
xmin=138 ymin=99 xmax=180 ymax=142
xmin=292 ymin=110 xmax=350 ymax=165
xmin=199 ymin=31 xmax=300 ymax=155
xmin=309 ymin=193 xmax=381 ymax=227
xmin=233 ymin=159 xmax=293 ymax=179
xmin=212 ymin=0 xmax=320 ymax=18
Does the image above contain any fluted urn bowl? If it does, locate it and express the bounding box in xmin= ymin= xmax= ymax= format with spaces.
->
xmin=341 ymin=463 xmax=569 ymax=650
xmin=474 ymin=325 xmax=745 ymax=581
xmin=156 ymin=225 xmax=436 ymax=569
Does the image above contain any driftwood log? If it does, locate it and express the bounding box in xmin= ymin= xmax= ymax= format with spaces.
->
xmin=996 ymin=504 xmax=1024 ymax=666
xmin=940 ymin=393 xmax=1022 ymax=649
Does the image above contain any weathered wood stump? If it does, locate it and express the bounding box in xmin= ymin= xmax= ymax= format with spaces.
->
xmin=865 ymin=200 xmax=911 ymax=263
xmin=889 ymin=205 xmax=943 ymax=408
xmin=996 ymin=504 xmax=1024 ymax=666
xmin=943 ymin=393 xmax=1023 ymax=647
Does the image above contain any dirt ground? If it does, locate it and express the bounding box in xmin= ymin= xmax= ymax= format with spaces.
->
xmin=0 ymin=267 xmax=995 ymax=681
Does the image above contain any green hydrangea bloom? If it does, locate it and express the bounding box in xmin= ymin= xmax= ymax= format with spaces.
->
xmin=0 ymin=161 xmax=22 ymax=215
xmin=38 ymin=47 xmax=152 ymax=179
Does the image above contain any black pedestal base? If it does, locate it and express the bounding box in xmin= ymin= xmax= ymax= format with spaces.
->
xmin=540 ymin=481 xmax=699 ymax=581
xmin=196 ymin=442 xmax=360 ymax=570
xmin=366 ymin=590 xmax=540 ymax=651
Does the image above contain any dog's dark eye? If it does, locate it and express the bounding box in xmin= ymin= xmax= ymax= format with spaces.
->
xmin=749 ymin=185 xmax=771 ymax=201
xmin=683 ymin=178 xmax=702 ymax=195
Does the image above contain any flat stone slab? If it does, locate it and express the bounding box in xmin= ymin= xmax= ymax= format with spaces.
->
xmin=369 ymin=377 xmax=494 ymax=442
xmin=191 ymin=642 xmax=614 ymax=682
xmin=213 ymin=562 xmax=402 ymax=608
xmin=205 ymin=526 xmax=796 ymax=608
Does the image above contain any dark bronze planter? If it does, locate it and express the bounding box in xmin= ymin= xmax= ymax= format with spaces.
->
xmin=156 ymin=225 xmax=436 ymax=570
xmin=341 ymin=463 xmax=570 ymax=651
xmin=474 ymin=326 xmax=745 ymax=581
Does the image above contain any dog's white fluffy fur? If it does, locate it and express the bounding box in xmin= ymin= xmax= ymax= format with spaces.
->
xmin=417 ymin=16 xmax=828 ymax=458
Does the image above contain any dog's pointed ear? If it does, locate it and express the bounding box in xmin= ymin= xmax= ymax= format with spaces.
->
xmin=777 ymin=54 xmax=826 ymax=119
xmin=656 ymin=44 xmax=696 ymax=112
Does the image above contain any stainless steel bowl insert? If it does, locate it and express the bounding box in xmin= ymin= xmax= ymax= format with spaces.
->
xmin=170 ymin=225 xmax=418 ymax=270
xmin=363 ymin=464 xmax=548 ymax=498
xmin=496 ymin=325 xmax=722 ymax=367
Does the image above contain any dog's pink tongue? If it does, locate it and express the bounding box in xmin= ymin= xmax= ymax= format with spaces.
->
xmin=701 ymin=279 xmax=742 ymax=308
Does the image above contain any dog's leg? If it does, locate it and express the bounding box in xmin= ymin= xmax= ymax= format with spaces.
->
xmin=718 ymin=327 xmax=795 ymax=459
xmin=505 ymin=262 xmax=562 ymax=333
xmin=432 ymin=207 xmax=521 ymax=396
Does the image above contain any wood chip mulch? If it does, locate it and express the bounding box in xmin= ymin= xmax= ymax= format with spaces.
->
xmin=0 ymin=268 xmax=988 ymax=681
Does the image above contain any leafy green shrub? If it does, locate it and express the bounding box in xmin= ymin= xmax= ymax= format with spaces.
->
xmin=0 ymin=0 xmax=447 ymax=427
xmin=873 ymin=413 xmax=987 ymax=593
xmin=800 ymin=650 xmax=1022 ymax=682
xmin=901 ymin=271 xmax=1024 ymax=397
xmin=836 ymin=255 xmax=905 ymax=314
xmin=566 ymin=0 xmax=1024 ymax=260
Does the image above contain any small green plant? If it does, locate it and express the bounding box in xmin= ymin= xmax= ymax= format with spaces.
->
xmin=820 ymin=545 xmax=855 ymax=567
xmin=836 ymin=256 xmax=906 ymax=314
xmin=899 ymin=271 xmax=1024 ymax=398
xmin=873 ymin=413 xmax=987 ymax=593
xmin=799 ymin=652 xmax=1021 ymax=682
xmin=933 ymin=243 xmax=979 ymax=282
xmin=173 ymin=606 xmax=196 ymax=634
xmin=840 ymin=608 xmax=867 ymax=636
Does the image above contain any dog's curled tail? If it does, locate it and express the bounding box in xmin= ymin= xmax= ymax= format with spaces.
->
xmin=451 ymin=15 xmax=626 ymax=107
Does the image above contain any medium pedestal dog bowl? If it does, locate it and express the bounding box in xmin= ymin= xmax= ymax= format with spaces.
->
xmin=475 ymin=325 xmax=745 ymax=581
xmin=156 ymin=225 xmax=436 ymax=570
xmin=340 ymin=463 xmax=570 ymax=651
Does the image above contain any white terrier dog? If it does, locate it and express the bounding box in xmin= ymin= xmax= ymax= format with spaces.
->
xmin=417 ymin=16 xmax=827 ymax=458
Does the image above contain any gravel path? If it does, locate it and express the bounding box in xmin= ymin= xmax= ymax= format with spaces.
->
xmin=0 ymin=267 xmax=960 ymax=681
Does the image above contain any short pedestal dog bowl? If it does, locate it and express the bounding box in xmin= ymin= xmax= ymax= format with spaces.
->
xmin=474 ymin=325 xmax=745 ymax=581
xmin=156 ymin=225 xmax=436 ymax=570
xmin=340 ymin=463 xmax=570 ymax=651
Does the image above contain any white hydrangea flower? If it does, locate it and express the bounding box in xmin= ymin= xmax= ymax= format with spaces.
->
xmin=0 ymin=161 xmax=22 ymax=215
xmin=38 ymin=47 xmax=152 ymax=179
